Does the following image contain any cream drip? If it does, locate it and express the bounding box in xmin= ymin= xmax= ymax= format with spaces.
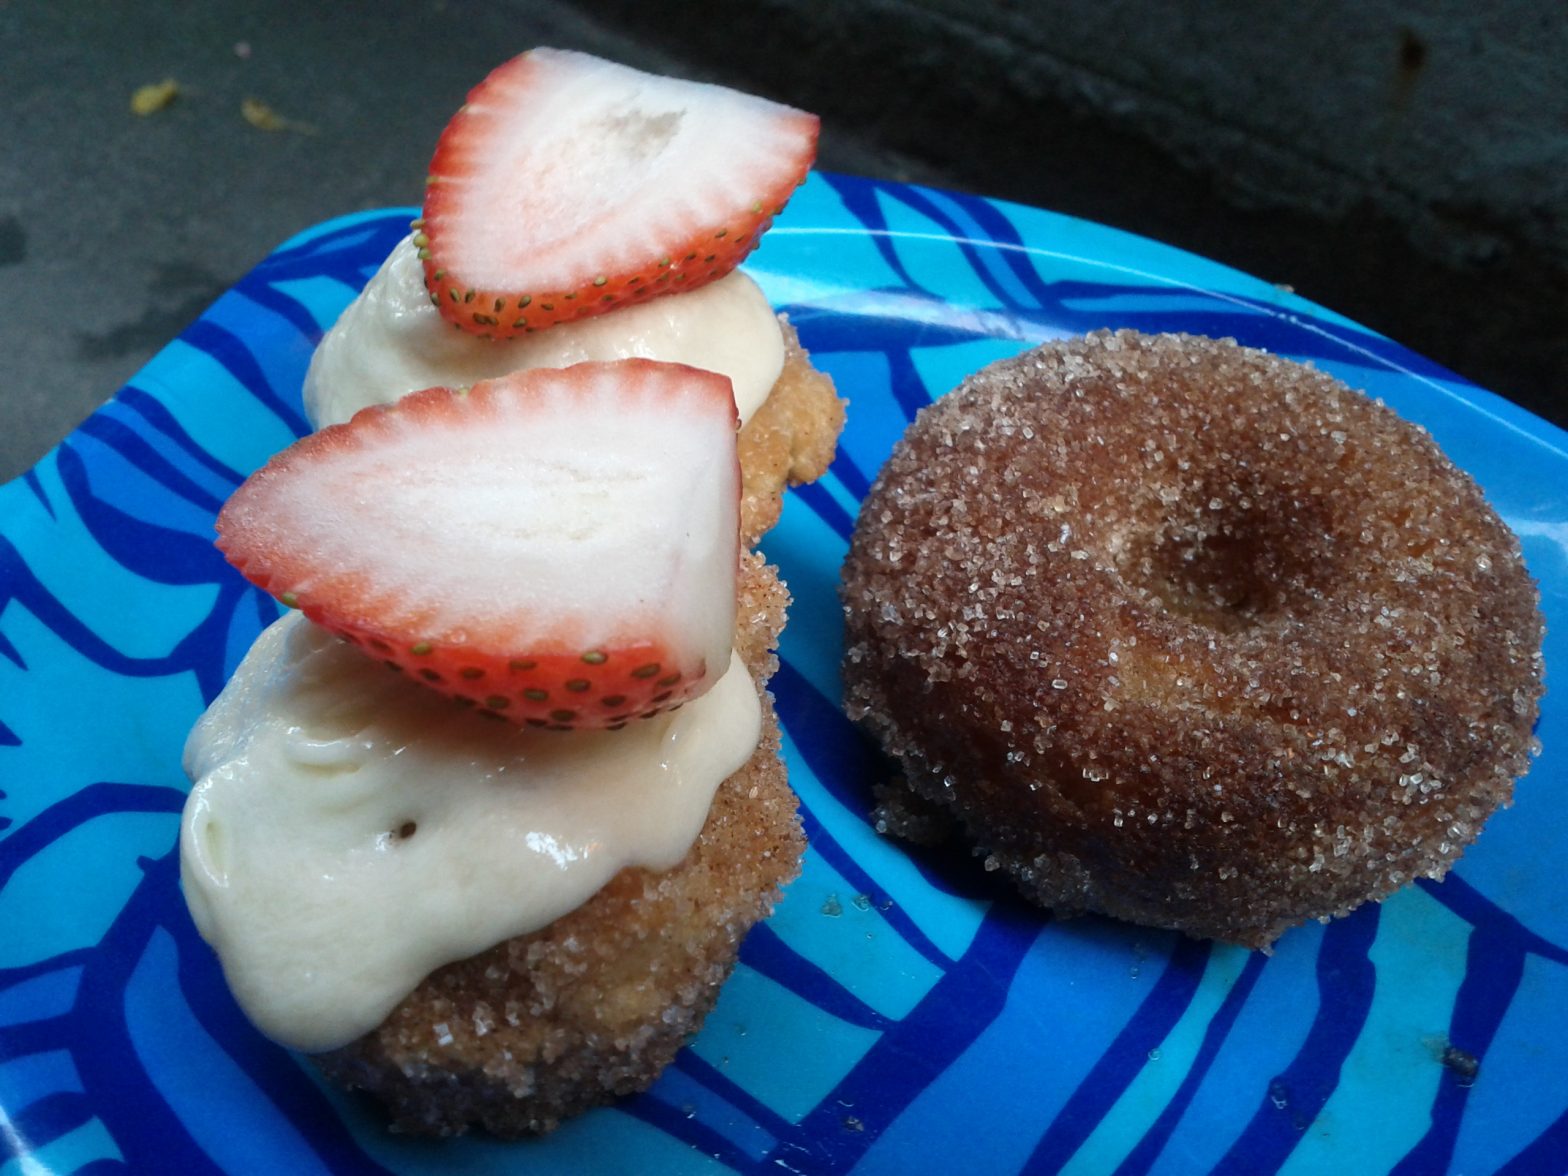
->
xmin=180 ymin=612 xmax=761 ymax=1053
xmin=303 ymin=235 xmax=785 ymax=429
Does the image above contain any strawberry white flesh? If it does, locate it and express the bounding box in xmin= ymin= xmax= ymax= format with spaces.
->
xmin=421 ymin=48 xmax=819 ymax=336
xmin=216 ymin=360 xmax=740 ymax=727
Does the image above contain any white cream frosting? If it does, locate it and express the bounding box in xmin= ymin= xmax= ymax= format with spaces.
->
xmin=180 ymin=612 xmax=760 ymax=1053
xmin=303 ymin=235 xmax=785 ymax=429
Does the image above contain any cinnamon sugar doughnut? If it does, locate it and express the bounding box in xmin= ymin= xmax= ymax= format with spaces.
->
xmin=316 ymin=553 xmax=801 ymax=1136
xmin=842 ymin=330 xmax=1543 ymax=949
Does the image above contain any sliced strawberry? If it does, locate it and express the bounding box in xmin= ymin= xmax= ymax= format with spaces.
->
xmin=418 ymin=47 xmax=818 ymax=338
xmin=217 ymin=360 xmax=740 ymax=728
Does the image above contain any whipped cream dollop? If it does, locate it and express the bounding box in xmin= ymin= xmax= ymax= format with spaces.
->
xmin=180 ymin=612 xmax=761 ymax=1053
xmin=304 ymin=235 xmax=786 ymax=429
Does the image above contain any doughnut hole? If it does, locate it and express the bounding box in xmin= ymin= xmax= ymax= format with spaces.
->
xmin=1124 ymin=483 xmax=1335 ymax=633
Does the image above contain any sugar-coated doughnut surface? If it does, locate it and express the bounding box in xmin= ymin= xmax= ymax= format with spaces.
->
xmin=306 ymin=323 xmax=842 ymax=1135
xmin=738 ymin=316 xmax=846 ymax=545
xmin=842 ymin=330 xmax=1544 ymax=949
xmin=316 ymin=554 xmax=800 ymax=1135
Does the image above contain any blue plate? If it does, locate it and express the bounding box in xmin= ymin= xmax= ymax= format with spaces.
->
xmin=2 ymin=173 xmax=1565 ymax=1174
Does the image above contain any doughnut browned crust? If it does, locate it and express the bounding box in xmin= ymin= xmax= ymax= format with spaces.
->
xmin=739 ymin=316 xmax=847 ymax=545
xmin=316 ymin=553 xmax=802 ymax=1135
xmin=310 ymin=315 xmax=842 ymax=1134
xmin=842 ymin=330 xmax=1544 ymax=950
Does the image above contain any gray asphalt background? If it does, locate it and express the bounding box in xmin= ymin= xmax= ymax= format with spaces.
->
xmin=3 ymin=1 xmax=1562 ymax=483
